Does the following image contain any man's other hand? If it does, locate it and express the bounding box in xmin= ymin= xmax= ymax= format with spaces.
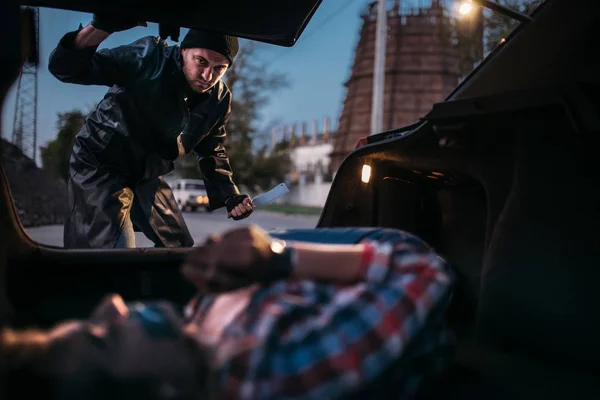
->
xmin=91 ymin=13 xmax=147 ymax=33
xmin=226 ymin=194 xmax=254 ymax=220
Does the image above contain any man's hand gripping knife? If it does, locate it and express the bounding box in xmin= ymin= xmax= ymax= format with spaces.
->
xmin=225 ymin=194 xmax=254 ymax=221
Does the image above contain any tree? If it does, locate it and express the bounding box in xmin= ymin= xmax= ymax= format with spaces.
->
xmin=173 ymin=153 xmax=204 ymax=179
xmin=450 ymin=0 xmax=546 ymax=78
xmin=250 ymin=140 xmax=293 ymax=191
xmin=224 ymin=41 xmax=289 ymax=144
xmin=223 ymin=41 xmax=291 ymax=192
xmin=173 ymin=41 xmax=292 ymax=191
xmin=40 ymin=109 xmax=86 ymax=182
xmin=484 ymin=0 xmax=544 ymax=51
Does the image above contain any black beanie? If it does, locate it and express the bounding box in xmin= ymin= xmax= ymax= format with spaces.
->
xmin=181 ymin=29 xmax=239 ymax=66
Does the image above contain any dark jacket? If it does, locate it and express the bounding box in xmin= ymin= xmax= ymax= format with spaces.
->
xmin=48 ymin=29 xmax=240 ymax=248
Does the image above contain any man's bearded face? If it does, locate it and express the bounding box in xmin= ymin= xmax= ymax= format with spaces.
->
xmin=181 ymin=47 xmax=229 ymax=94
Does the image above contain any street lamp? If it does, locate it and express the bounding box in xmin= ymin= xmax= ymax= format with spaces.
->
xmin=459 ymin=1 xmax=473 ymax=15
xmin=458 ymin=0 xmax=533 ymax=23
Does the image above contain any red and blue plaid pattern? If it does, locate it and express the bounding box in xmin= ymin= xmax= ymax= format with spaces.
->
xmin=189 ymin=233 xmax=454 ymax=399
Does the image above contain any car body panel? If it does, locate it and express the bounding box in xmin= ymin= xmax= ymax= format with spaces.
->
xmin=20 ymin=0 xmax=323 ymax=47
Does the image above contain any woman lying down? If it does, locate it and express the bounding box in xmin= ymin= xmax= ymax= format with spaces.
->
xmin=1 ymin=225 xmax=455 ymax=400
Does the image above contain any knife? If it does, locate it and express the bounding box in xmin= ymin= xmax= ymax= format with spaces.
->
xmin=252 ymin=183 xmax=290 ymax=208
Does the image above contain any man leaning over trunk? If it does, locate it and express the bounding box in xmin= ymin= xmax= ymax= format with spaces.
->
xmin=48 ymin=14 xmax=254 ymax=249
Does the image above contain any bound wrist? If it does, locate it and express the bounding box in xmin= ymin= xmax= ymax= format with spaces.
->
xmin=267 ymin=239 xmax=297 ymax=281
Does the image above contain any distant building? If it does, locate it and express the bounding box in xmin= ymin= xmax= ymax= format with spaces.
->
xmin=290 ymin=143 xmax=333 ymax=182
xmin=272 ymin=116 xmax=334 ymax=181
xmin=271 ymin=117 xmax=334 ymax=207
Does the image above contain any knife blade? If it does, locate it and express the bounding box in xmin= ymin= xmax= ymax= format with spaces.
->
xmin=252 ymin=183 xmax=290 ymax=208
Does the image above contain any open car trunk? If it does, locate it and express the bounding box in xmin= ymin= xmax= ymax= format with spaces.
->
xmin=21 ymin=0 xmax=323 ymax=46
xmin=2 ymin=0 xmax=600 ymax=398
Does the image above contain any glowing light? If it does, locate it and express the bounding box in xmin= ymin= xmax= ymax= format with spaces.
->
xmin=361 ymin=165 xmax=372 ymax=183
xmin=271 ymin=240 xmax=286 ymax=254
xmin=459 ymin=2 xmax=473 ymax=15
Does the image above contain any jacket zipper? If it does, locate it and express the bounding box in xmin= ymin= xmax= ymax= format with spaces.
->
xmin=181 ymin=97 xmax=190 ymax=130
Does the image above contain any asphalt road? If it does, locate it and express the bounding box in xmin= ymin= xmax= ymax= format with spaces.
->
xmin=26 ymin=209 xmax=320 ymax=248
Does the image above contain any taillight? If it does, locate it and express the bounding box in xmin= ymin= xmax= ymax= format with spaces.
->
xmin=354 ymin=137 xmax=368 ymax=149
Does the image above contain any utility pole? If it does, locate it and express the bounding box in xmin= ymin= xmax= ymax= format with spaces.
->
xmin=12 ymin=6 xmax=39 ymax=163
xmin=370 ymin=0 xmax=387 ymax=136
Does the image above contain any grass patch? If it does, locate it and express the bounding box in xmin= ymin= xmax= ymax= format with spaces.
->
xmin=262 ymin=204 xmax=323 ymax=216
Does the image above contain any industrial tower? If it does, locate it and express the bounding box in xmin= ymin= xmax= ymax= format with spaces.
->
xmin=12 ymin=6 xmax=39 ymax=162
xmin=330 ymin=0 xmax=468 ymax=171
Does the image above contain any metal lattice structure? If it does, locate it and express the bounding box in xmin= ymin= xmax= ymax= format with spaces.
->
xmin=12 ymin=6 xmax=39 ymax=162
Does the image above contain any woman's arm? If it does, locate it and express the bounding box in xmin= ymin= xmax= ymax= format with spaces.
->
xmin=290 ymin=241 xmax=370 ymax=282
xmin=181 ymin=226 xmax=436 ymax=293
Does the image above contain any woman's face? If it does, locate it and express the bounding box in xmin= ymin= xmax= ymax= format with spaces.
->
xmin=43 ymin=295 xmax=215 ymax=399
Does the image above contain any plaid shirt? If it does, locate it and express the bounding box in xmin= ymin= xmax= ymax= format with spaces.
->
xmin=186 ymin=232 xmax=455 ymax=399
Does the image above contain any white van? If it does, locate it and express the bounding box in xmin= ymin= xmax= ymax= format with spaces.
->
xmin=170 ymin=179 xmax=211 ymax=212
